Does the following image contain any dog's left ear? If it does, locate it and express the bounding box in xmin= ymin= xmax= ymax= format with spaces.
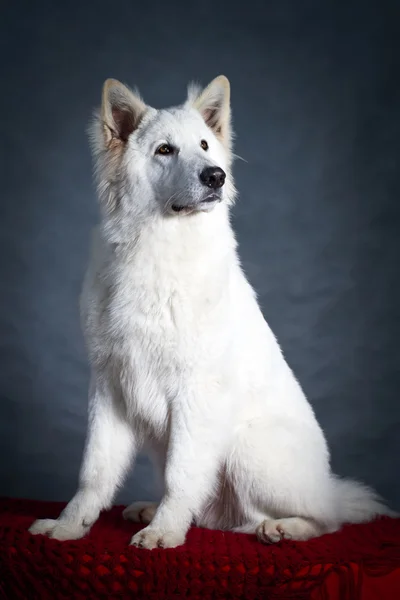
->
xmin=189 ymin=75 xmax=231 ymax=148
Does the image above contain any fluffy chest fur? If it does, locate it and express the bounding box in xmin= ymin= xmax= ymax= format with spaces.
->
xmin=82 ymin=206 xmax=238 ymax=434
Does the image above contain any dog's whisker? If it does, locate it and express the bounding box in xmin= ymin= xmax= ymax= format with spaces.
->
xmin=232 ymin=153 xmax=248 ymax=163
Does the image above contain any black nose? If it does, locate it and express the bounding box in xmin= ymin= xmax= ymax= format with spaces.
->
xmin=199 ymin=166 xmax=226 ymax=189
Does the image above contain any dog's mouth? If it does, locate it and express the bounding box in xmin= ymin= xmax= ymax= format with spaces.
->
xmin=171 ymin=194 xmax=220 ymax=214
xmin=171 ymin=205 xmax=190 ymax=213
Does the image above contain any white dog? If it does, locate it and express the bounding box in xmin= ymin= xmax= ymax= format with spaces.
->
xmin=29 ymin=75 xmax=394 ymax=549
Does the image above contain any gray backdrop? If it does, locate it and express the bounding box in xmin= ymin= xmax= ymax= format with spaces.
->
xmin=1 ymin=0 xmax=399 ymax=510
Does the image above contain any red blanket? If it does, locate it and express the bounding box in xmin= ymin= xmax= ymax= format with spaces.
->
xmin=1 ymin=498 xmax=400 ymax=599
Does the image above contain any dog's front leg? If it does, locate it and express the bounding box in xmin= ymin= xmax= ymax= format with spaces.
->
xmin=29 ymin=377 xmax=137 ymax=540
xmin=131 ymin=384 xmax=230 ymax=549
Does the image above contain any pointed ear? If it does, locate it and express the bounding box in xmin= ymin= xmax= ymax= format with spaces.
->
xmin=101 ymin=79 xmax=146 ymax=145
xmin=190 ymin=75 xmax=231 ymax=147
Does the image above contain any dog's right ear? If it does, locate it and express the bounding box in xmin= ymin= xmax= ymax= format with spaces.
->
xmin=101 ymin=79 xmax=146 ymax=146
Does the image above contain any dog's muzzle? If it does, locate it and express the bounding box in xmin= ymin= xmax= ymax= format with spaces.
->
xmin=170 ymin=166 xmax=226 ymax=214
xmin=171 ymin=193 xmax=221 ymax=213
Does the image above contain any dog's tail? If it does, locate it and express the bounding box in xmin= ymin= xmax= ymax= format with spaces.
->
xmin=333 ymin=477 xmax=398 ymax=524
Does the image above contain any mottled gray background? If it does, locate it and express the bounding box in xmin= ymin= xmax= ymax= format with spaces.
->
xmin=1 ymin=0 xmax=399 ymax=509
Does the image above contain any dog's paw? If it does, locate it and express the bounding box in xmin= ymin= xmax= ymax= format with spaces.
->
xmin=256 ymin=517 xmax=320 ymax=544
xmin=130 ymin=526 xmax=185 ymax=550
xmin=29 ymin=518 xmax=87 ymax=541
xmin=256 ymin=519 xmax=288 ymax=543
xmin=123 ymin=501 xmax=158 ymax=524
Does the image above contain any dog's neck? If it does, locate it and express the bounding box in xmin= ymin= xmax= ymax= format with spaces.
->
xmin=98 ymin=202 xmax=238 ymax=293
xmin=103 ymin=202 xmax=236 ymax=260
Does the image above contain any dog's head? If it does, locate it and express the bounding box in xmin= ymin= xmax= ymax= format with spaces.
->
xmin=89 ymin=76 xmax=236 ymax=230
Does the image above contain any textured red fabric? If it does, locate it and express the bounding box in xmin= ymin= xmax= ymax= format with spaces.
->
xmin=0 ymin=498 xmax=400 ymax=599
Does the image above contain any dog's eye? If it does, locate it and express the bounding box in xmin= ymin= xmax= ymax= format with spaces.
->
xmin=200 ymin=140 xmax=209 ymax=151
xmin=156 ymin=144 xmax=174 ymax=155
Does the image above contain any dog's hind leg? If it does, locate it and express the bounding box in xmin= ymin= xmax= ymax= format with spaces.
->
xmin=256 ymin=517 xmax=323 ymax=543
xmin=123 ymin=502 xmax=158 ymax=524
xmin=227 ymin=418 xmax=339 ymax=544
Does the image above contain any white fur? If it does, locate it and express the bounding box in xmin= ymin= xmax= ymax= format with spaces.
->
xmin=29 ymin=76 xmax=395 ymax=549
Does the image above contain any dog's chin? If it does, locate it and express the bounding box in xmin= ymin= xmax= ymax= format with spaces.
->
xmin=169 ymin=194 xmax=221 ymax=216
